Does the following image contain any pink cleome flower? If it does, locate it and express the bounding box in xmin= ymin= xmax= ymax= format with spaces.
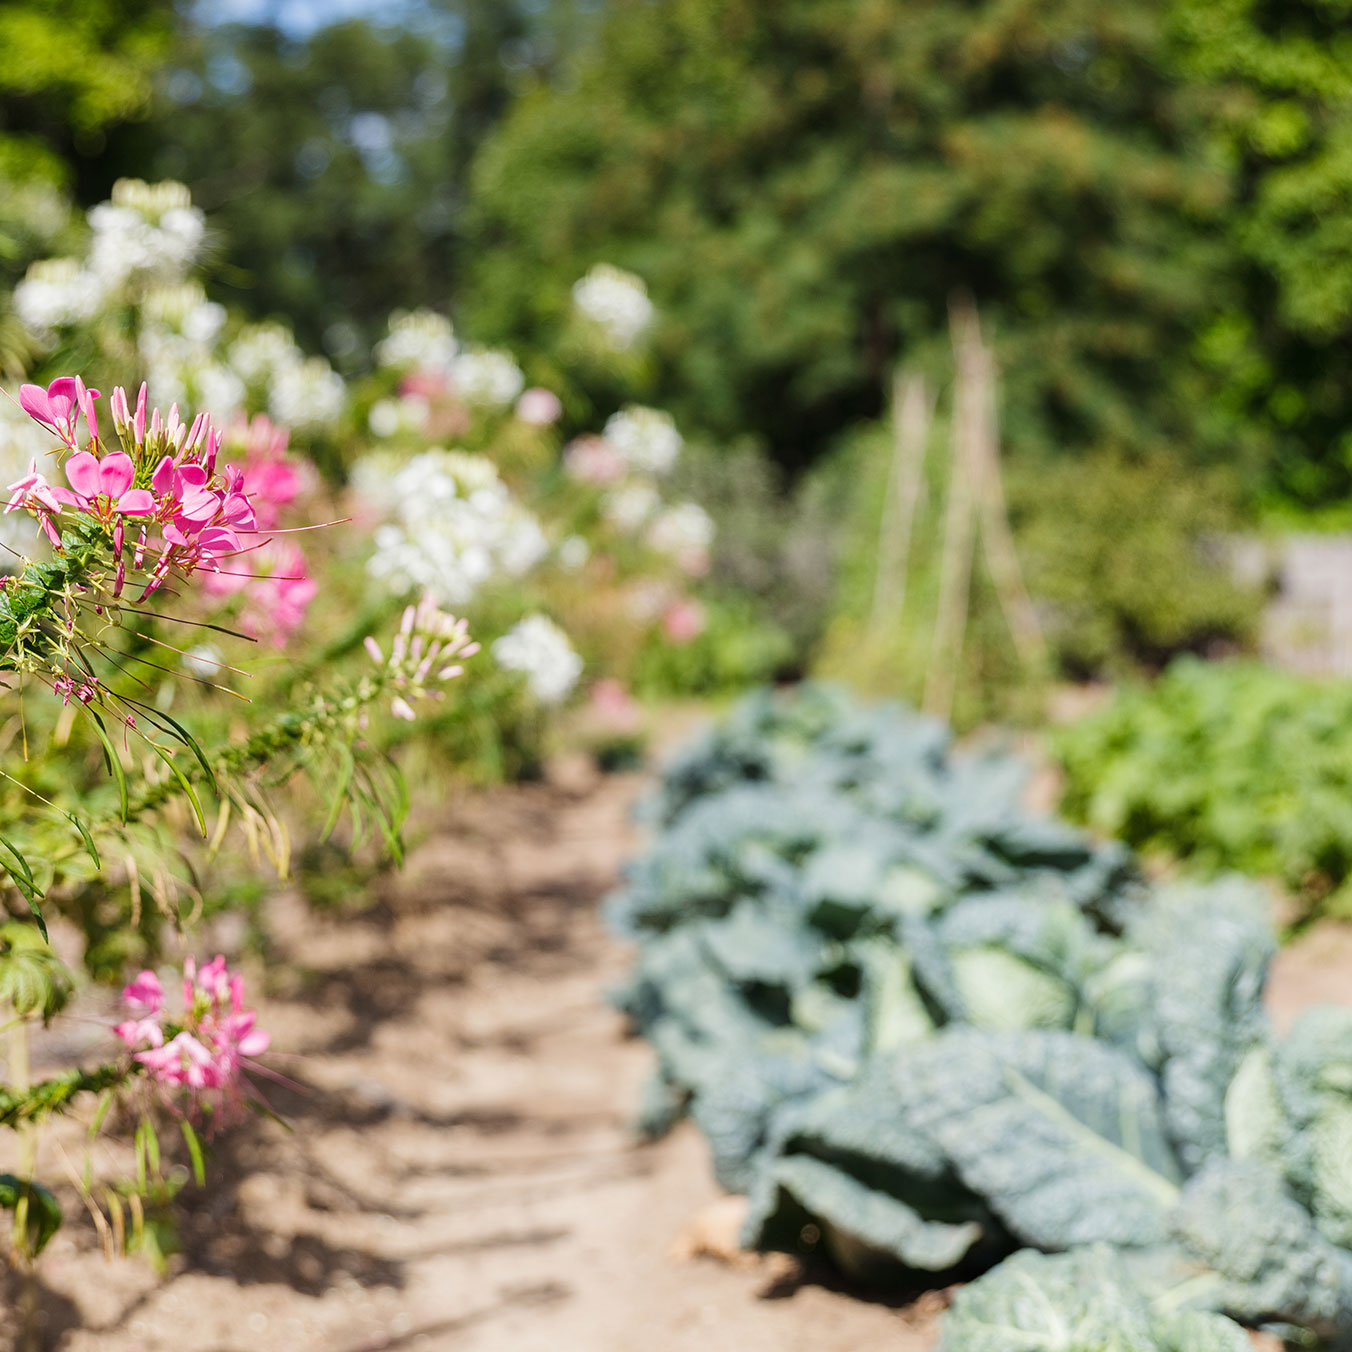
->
xmin=5 ymin=377 xmax=313 ymax=611
xmin=114 ymin=955 xmax=271 ymax=1123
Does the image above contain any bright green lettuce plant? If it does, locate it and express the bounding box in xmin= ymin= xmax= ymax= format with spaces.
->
xmin=1055 ymin=658 xmax=1352 ymax=924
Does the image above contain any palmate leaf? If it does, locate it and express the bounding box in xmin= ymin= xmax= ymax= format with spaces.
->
xmin=895 ymin=1029 xmax=1182 ymax=1251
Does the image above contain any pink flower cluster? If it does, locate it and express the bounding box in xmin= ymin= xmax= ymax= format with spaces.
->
xmin=563 ymin=435 xmax=627 ymax=485
xmin=227 ymin=415 xmax=313 ymax=532
xmin=7 ymin=378 xmax=258 ymax=602
xmin=201 ymin=417 xmax=319 ymax=644
xmin=115 ymin=957 xmax=270 ymax=1123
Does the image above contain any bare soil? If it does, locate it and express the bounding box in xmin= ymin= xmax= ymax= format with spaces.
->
xmin=5 ymin=754 xmax=1352 ymax=1352
xmin=2 ymin=763 xmax=934 ymax=1352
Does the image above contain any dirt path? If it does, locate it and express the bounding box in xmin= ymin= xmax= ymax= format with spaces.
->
xmin=10 ymin=767 xmax=933 ymax=1352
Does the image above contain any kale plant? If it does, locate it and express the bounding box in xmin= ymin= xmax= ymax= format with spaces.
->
xmin=612 ymin=683 xmax=1352 ymax=1347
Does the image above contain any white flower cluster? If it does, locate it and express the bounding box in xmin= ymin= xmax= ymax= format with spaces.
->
xmin=602 ymin=481 xmax=661 ymax=533
xmin=269 ymin=356 xmax=347 ymax=433
xmin=604 ymin=405 xmax=683 ymax=475
xmin=14 ymin=179 xmax=208 ymax=339
xmin=229 ymin=322 xmax=305 ymax=387
xmin=648 ymin=501 xmax=715 ymax=561
xmin=11 ymin=177 xmax=347 ymax=434
xmin=227 ymin=322 xmax=346 ymax=432
xmin=138 ymin=281 xmax=244 ymax=414
xmin=450 ymin=348 xmax=525 ymax=406
xmin=375 ymin=309 xmax=458 ymax=375
xmin=87 ymin=179 xmax=205 ymax=292
xmin=361 ymin=449 xmax=548 ymax=605
xmin=367 ymin=395 xmax=430 ymax=439
xmin=13 ymin=258 xmax=100 ymax=333
xmin=572 ymin=264 xmax=654 ymax=349
xmin=492 ymin=614 xmax=582 ymax=705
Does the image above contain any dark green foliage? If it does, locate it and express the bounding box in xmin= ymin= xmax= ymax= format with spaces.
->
xmin=465 ymin=0 xmax=1237 ymax=475
xmin=102 ymin=3 xmax=583 ymax=363
xmin=1170 ymin=0 xmax=1352 ymax=507
xmin=1055 ymin=659 xmax=1352 ymax=920
xmin=614 ymin=684 xmax=1352 ymax=1343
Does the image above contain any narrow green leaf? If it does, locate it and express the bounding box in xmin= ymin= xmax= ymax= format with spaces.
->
xmin=0 ymin=836 xmax=46 ymax=940
xmin=180 ymin=1120 xmax=205 ymax=1188
xmin=321 ymin=746 xmax=356 ymax=841
xmin=149 ymin=743 xmax=206 ymax=836
xmin=88 ymin=716 xmax=128 ymax=822
xmin=140 ymin=704 xmax=218 ymax=796
xmin=66 ymin=813 xmax=101 ymax=871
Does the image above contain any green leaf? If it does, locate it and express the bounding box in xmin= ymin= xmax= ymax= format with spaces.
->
xmin=0 ymin=1173 xmax=62 ymax=1256
xmin=149 ymin=742 xmax=206 ymax=836
xmin=0 ymin=836 xmax=45 ymax=940
xmin=180 ymin=1120 xmax=205 ymax=1188
xmin=87 ymin=715 xmax=128 ymax=822
xmin=895 ymin=1029 xmax=1181 ymax=1250
xmin=66 ymin=812 xmax=101 ymax=872
xmin=320 ymin=745 xmax=355 ymax=841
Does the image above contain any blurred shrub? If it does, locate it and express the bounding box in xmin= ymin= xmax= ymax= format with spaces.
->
xmin=1056 ymin=659 xmax=1352 ymax=920
xmin=669 ymin=441 xmax=839 ymax=667
xmin=1010 ymin=452 xmax=1262 ymax=678
xmin=631 ymin=594 xmax=794 ymax=699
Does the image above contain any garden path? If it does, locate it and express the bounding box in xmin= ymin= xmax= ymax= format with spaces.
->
xmin=13 ymin=763 xmax=935 ymax=1352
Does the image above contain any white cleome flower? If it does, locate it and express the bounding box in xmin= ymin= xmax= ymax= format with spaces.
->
xmin=229 ymin=321 xmax=305 ymax=387
xmin=13 ymin=258 xmax=105 ymax=335
xmin=571 ymin=264 xmax=654 ymax=349
xmin=86 ymin=180 xmax=205 ymax=290
xmin=360 ymin=449 xmax=548 ymax=605
xmin=602 ymin=480 xmax=661 ymax=533
xmin=647 ymin=501 xmax=715 ymax=558
xmin=557 ymin=534 xmax=590 ymax=571
xmin=450 ymin=348 xmax=524 ymax=406
xmin=603 ymin=405 xmax=683 ymax=475
xmin=493 ymin=615 xmax=583 ymax=705
xmin=269 ymin=356 xmax=346 ymax=431
xmin=375 ymin=309 xmax=458 ymax=375
xmin=367 ymin=394 xmax=430 ymax=439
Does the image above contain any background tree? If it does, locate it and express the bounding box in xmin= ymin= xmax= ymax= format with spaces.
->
xmin=462 ymin=0 xmax=1243 ymax=475
xmin=1172 ymin=0 xmax=1352 ymax=507
xmin=103 ymin=1 xmax=591 ymax=365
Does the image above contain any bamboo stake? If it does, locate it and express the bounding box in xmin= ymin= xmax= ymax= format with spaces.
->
xmin=870 ymin=368 xmax=935 ymax=634
xmin=971 ymin=321 xmax=1046 ymax=667
xmin=923 ymin=298 xmax=986 ymax=719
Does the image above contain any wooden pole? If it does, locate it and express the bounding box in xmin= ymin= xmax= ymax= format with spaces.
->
xmin=923 ymin=298 xmax=985 ymax=719
xmin=870 ymin=368 xmax=934 ymax=635
xmin=971 ymin=324 xmax=1046 ymax=668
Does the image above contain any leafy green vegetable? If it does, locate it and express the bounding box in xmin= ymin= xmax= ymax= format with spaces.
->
xmin=1056 ymin=659 xmax=1352 ymax=922
xmin=938 ymin=1247 xmax=1252 ymax=1352
xmin=615 ymin=683 xmax=1352 ymax=1346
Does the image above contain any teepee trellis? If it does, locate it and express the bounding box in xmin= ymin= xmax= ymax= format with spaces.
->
xmin=871 ymin=296 xmax=1045 ymax=721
